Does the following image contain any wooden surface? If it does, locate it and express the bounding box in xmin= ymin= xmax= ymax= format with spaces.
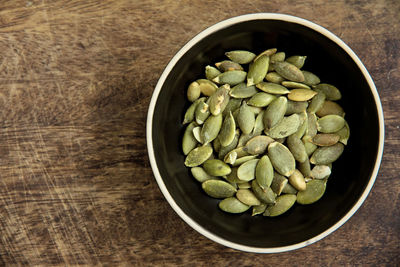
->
xmin=0 ymin=0 xmax=398 ymax=265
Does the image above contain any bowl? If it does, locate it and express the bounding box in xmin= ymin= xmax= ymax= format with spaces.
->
xmin=146 ymin=13 xmax=384 ymax=253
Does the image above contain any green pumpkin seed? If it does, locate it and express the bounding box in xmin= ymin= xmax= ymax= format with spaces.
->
xmin=219 ymin=197 xmax=250 ymax=213
xmin=336 ymin=121 xmax=350 ymax=145
xmin=282 ymin=183 xmax=298 ymax=194
xmin=313 ymin=83 xmax=341 ymax=101
xmin=237 ymin=133 xmax=255 ymax=148
xmin=238 ymin=181 xmax=251 ymax=189
xmin=197 ymin=79 xmax=218 ymax=96
xmin=293 ymin=111 xmax=308 ymax=138
xmin=288 ymin=169 xmax=306 ymax=191
xmin=215 ymin=60 xmax=243 ymax=72
xmin=205 ymin=65 xmax=221 ymax=81
xmin=297 ymin=179 xmax=326 ymax=204
xmin=266 ymin=72 xmax=285 ymax=84
xmin=270 ymin=172 xmax=288 ymax=195
xmin=183 ymin=97 xmax=205 ymax=124
xmin=225 ymin=50 xmax=256 ymax=64
xmin=244 ymin=135 xmax=274 ymax=155
xmin=232 ymin=155 xmax=258 ymax=167
xmin=203 ymin=159 xmax=232 ymax=176
xmin=182 ymin=122 xmax=198 ymax=155
xmin=195 ymin=99 xmax=210 ymax=125
xmin=248 ymin=106 xmax=263 ymax=114
xmin=263 ymin=96 xmax=288 ymax=130
xmin=270 ymin=51 xmax=285 ymax=63
xmin=229 ymin=83 xmax=258 ymax=98
xmin=252 ymin=204 xmax=267 ymax=216
xmin=191 ymin=167 xmax=216 ymax=182
xmin=286 ymin=55 xmax=307 ymax=69
xmin=254 ymin=48 xmax=277 ymax=61
xmin=225 ymin=167 xmax=241 ymax=183
xmin=256 ymin=155 xmax=274 ymax=189
xmin=287 ymin=134 xmax=308 ymax=163
xmin=238 ymin=102 xmax=255 ymax=134
xmin=201 ymin=113 xmax=223 ymax=145
xmin=281 ymin=81 xmax=311 ymax=89
xmin=192 ymin=126 xmax=203 ymax=144
xmin=316 ymin=100 xmax=345 ymax=117
xmin=310 ymin=143 xmax=344 ymax=164
xmin=317 ymin=114 xmax=345 ymax=133
xmin=285 ymin=100 xmax=308 ymax=115
xmin=256 ymin=82 xmax=290 ymax=95
xmin=264 ymin=194 xmax=296 ymax=217
xmin=288 ymin=89 xmax=318 ymax=101
xmin=307 ymin=91 xmax=326 ymax=114
xmin=187 ymin=81 xmax=201 ymax=102
xmin=302 ymin=70 xmax=320 ymax=86
xmin=298 ymin=156 xmax=311 ymax=177
xmin=247 ymin=54 xmax=270 ymax=86
xmin=267 ymin=113 xmax=301 ymax=139
xmin=213 ymin=70 xmax=247 ymax=86
xmin=184 ymin=146 xmax=213 ymax=167
xmin=202 ymin=180 xmax=236 ymax=198
xmin=268 ymin=142 xmax=296 ymax=177
xmin=274 ymin=61 xmax=305 ymax=82
xmin=218 ymin=112 xmax=236 ymax=146
xmin=311 ymin=165 xmax=331 ymax=179
xmin=218 ymin=129 xmax=240 ymax=159
xmin=224 ymin=147 xmax=249 ymax=165
xmin=312 ymin=133 xmax=340 ymax=146
xmin=222 ymin=98 xmax=242 ymax=117
xmin=247 ymin=92 xmax=277 ymax=107
xmin=302 ymin=135 xmax=318 ymax=156
xmin=213 ymin=137 xmax=221 ymax=153
xmin=208 ymin=84 xmax=231 ymax=115
xmin=251 ymin=180 xmax=276 ymax=204
xmin=237 ymin=159 xmax=259 ymax=181
xmin=253 ymin=112 xmax=265 ymax=135
xmin=306 ymin=112 xmax=318 ymax=137
xmin=236 ymin=189 xmax=261 ymax=206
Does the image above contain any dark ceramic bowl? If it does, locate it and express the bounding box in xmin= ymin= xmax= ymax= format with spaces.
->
xmin=146 ymin=13 xmax=384 ymax=253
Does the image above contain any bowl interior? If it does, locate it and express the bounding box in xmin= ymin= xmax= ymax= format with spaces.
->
xmin=151 ymin=19 xmax=380 ymax=248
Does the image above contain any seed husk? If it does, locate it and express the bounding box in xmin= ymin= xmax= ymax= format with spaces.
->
xmin=218 ymin=112 xmax=236 ymax=146
xmin=191 ymin=167 xmax=216 ymax=182
xmin=213 ymin=70 xmax=247 ymax=86
xmin=302 ymin=135 xmax=318 ymax=156
xmin=229 ymin=83 xmax=258 ymax=98
xmin=316 ymin=100 xmax=345 ymax=117
xmin=252 ymin=204 xmax=267 ymax=216
xmin=232 ymin=155 xmax=258 ymax=167
xmin=281 ymin=81 xmax=311 ymax=89
xmin=311 ymin=165 xmax=331 ymax=179
xmin=201 ymin=113 xmax=223 ymax=145
xmin=192 ymin=126 xmax=203 ymax=144
xmin=184 ymin=146 xmax=213 ymax=167
xmin=244 ymin=135 xmax=275 ymax=155
xmin=205 ymin=65 xmax=221 ymax=81
xmin=267 ymin=113 xmax=301 ymax=139
xmin=183 ymin=97 xmax=205 ymax=124
xmin=287 ymin=134 xmax=308 ymax=163
xmin=247 ymin=54 xmax=270 ymax=86
xmin=298 ymin=156 xmax=311 ymax=177
xmin=297 ymin=179 xmax=326 ymax=205
xmin=288 ymin=169 xmax=306 ymax=191
xmin=288 ymin=89 xmax=318 ymax=101
xmin=282 ymin=183 xmax=298 ymax=194
xmin=256 ymin=155 xmax=274 ymax=189
xmin=203 ymin=159 xmax=232 ymax=176
xmin=251 ymin=180 xmax=276 ymax=204
xmin=274 ymin=61 xmax=305 ymax=82
xmin=313 ymin=83 xmax=341 ymax=101
xmin=215 ymin=60 xmax=244 ymax=72
xmin=266 ymin=72 xmax=285 ymax=84
xmin=270 ymin=172 xmax=288 ymax=195
xmin=286 ymin=55 xmax=307 ymax=69
xmin=285 ymin=100 xmax=308 ymax=115
xmin=256 ymin=82 xmax=290 ymax=95
xmin=222 ymin=98 xmax=242 ymax=117
xmin=237 ymin=189 xmax=261 ymax=206
xmin=312 ymin=133 xmax=340 ymax=146
xmin=310 ymin=143 xmax=344 ymax=165
xmin=317 ymin=114 xmax=345 ymax=133
xmin=254 ymin=48 xmax=277 ymax=61
xmin=307 ymin=91 xmax=326 ymax=114
xmin=302 ymin=70 xmax=320 ymax=86
xmin=268 ymin=142 xmax=296 ymax=177
xmin=336 ymin=121 xmax=350 ymax=145
xmin=187 ymin=81 xmax=201 ymax=102
xmin=182 ymin=122 xmax=198 ymax=155
xmin=225 ymin=50 xmax=256 ymax=64
xmin=237 ymin=159 xmax=259 ymax=181
xmin=238 ymin=102 xmax=255 ymax=134
xmin=197 ymin=79 xmax=218 ymax=96
xmin=263 ymin=96 xmax=288 ymax=130
xmin=306 ymin=112 xmax=318 ymax=137
xmin=218 ymin=129 xmax=240 ymax=159
xmin=202 ymin=180 xmax=236 ymax=199
xmin=195 ymin=99 xmax=210 ymax=125
xmin=247 ymin=92 xmax=277 ymax=107
xmin=264 ymin=194 xmax=296 ymax=217
xmin=208 ymin=84 xmax=231 ymax=116
xmin=219 ymin=197 xmax=250 ymax=213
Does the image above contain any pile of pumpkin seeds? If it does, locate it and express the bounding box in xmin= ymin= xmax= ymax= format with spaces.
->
xmin=182 ymin=48 xmax=350 ymax=217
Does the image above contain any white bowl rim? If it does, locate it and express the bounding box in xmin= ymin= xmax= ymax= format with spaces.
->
xmin=146 ymin=13 xmax=385 ymax=253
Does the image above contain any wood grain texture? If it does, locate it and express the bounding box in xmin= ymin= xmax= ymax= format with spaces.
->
xmin=0 ymin=0 xmax=399 ymax=265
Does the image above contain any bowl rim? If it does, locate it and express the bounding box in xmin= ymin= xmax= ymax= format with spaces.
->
xmin=146 ymin=13 xmax=385 ymax=253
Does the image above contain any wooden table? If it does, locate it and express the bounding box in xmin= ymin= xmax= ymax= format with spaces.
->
xmin=0 ymin=0 xmax=398 ymax=265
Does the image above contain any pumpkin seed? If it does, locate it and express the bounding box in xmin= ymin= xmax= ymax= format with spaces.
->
xmin=264 ymin=194 xmax=296 ymax=217
xmin=192 ymin=126 xmax=203 ymax=144
xmin=244 ymin=135 xmax=274 ymax=155
xmin=263 ymin=96 xmax=287 ymax=130
xmin=288 ymin=169 xmax=306 ymax=191
xmin=270 ymin=51 xmax=285 ymax=63
xmin=254 ymin=48 xmax=277 ymax=61
xmin=183 ymin=97 xmax=205 ymax=124
xmin=222 ymin=98 xmax=242 ymax=117
xmin=203 ymin=159 xmax=232 ymax=176
xmin=274 ymin=61 xmax=305 ymax=82
xmin=316 ymin=100 xmax=345 ymax=117
xmin=251 ymin=180 xmax=276 ymax=204
xmin=267 ymin=113 xmax=301 ymax=139
xmin=218 ymin=112 xmax=236 ymax=146
xmin=317 ymin=114 xmax=345 ymax=133
xmin=302 ymin=70 xmax=320 ymax=86
xmin=256 ymin=82 xmax=290 ymax=95
xmin=312 ymin=133 xmax=340 ymax=146
xmin=336 ymin=121 xmax=350 ymax=145
xmin=202 ymin=180 xmax=236 ymax=198
xmin=282 ymin=183 xmax=298 ymax=194
xmin=225 ymin=50 xmax=256 ymax=64
xmin=256 ymin=155 xmax=274 ymax=189
xmin=288 ymin=89 xmax=318 ymax=101
xmin=184 ymin=146 xmax=213 ymax=167
xmin=238 ymin=102 xmax=255 ymax=134
xmin=213 ymin=137 xmax=221 ymax=153
xmin=197 ymin=79 xmax=218 ymax=96
xmin=266 ymin=72 xmax=285 ymax=84
xmin=213 ymin=70 xmax=247 ymax=86
xmin=195 ymin=99 xmax=210 ymax=125
xmin=219 ymin=197 xmax=250 ymax=213
xmin=287 ymin=134 xmax=308 ymax=163
xmin=225 ymin=167 xmax=241 ymax=183
xmin=208 ymin=84 xmax=230 ymax=115
xmin=248 ymin=106 xmax=263 ymax=114
xmin=191 ymin=167 xmax=216 ymax=182
xmin=293 ymin=111 xmax=308 ymax=138
xmin=306 ymin=112 xmax=318 ymax=137
xmin=310 ymin=143 xmax=344 ymax=165
xmin=201 ymin=113 xmax=222 ymax=145
xmin=182 ymin=122 xmax=198 ymax=155
xmin=224 ymin=147 xmax=249 ymax=164
xmin=253 ymin=112 xmax=265 ymax=135
xmin=270 ymin=172 xmax=288 ymax=195
xmin=302 ymin=135 xmax=318 ymax=156
xmin=232 ymin=155 xmax=258 ymax=167
xmin=285 ymin=100 xmax=308 ymax=115
xmin=313 ymin=83 xmax=341 ymax=101
xmin=237 ymin=133 xmax=255 ymax=148
xmin=307 ymin=91 xmax=326 ymax=114
xmin=215 ymin=60 xmax=244 ymax=72
xmin=297 ymin=179 xmax=326 ymax=204
xmin=252 ymin=204 xmax=267 ymax=216
xmin=286 ymin=55 xmax=307 ymax=69
xmin=218 ymin=129 xmax=240 ymax=159
xmin=281 ymin=81 xmax=311 ymax=89
xmin=229 ymin=83 xmax=258 ymax=98
xmin=205 ymin=65 xmax=221 ymax=81
xmin=268 ymin=142 xmax=296 ymax=177
xmin=247 ymin=54 xmax=270 ymax=86
xmin=237 ymin=159 xmax=259 ymax=181
xmin=311 ymin=165 xmax=331 ymax=179
xmin=237 ymin=189 xmax=261 ymax=206
xmin=187 ymin=81 xmax=201 ymax=102
xmin=247 ymin=92 xmax=277 ymax=107
xmin=238 ymin=181 xmax=251 ymax=189
xmin=298 ymin=156 xmax=311 ymax=177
